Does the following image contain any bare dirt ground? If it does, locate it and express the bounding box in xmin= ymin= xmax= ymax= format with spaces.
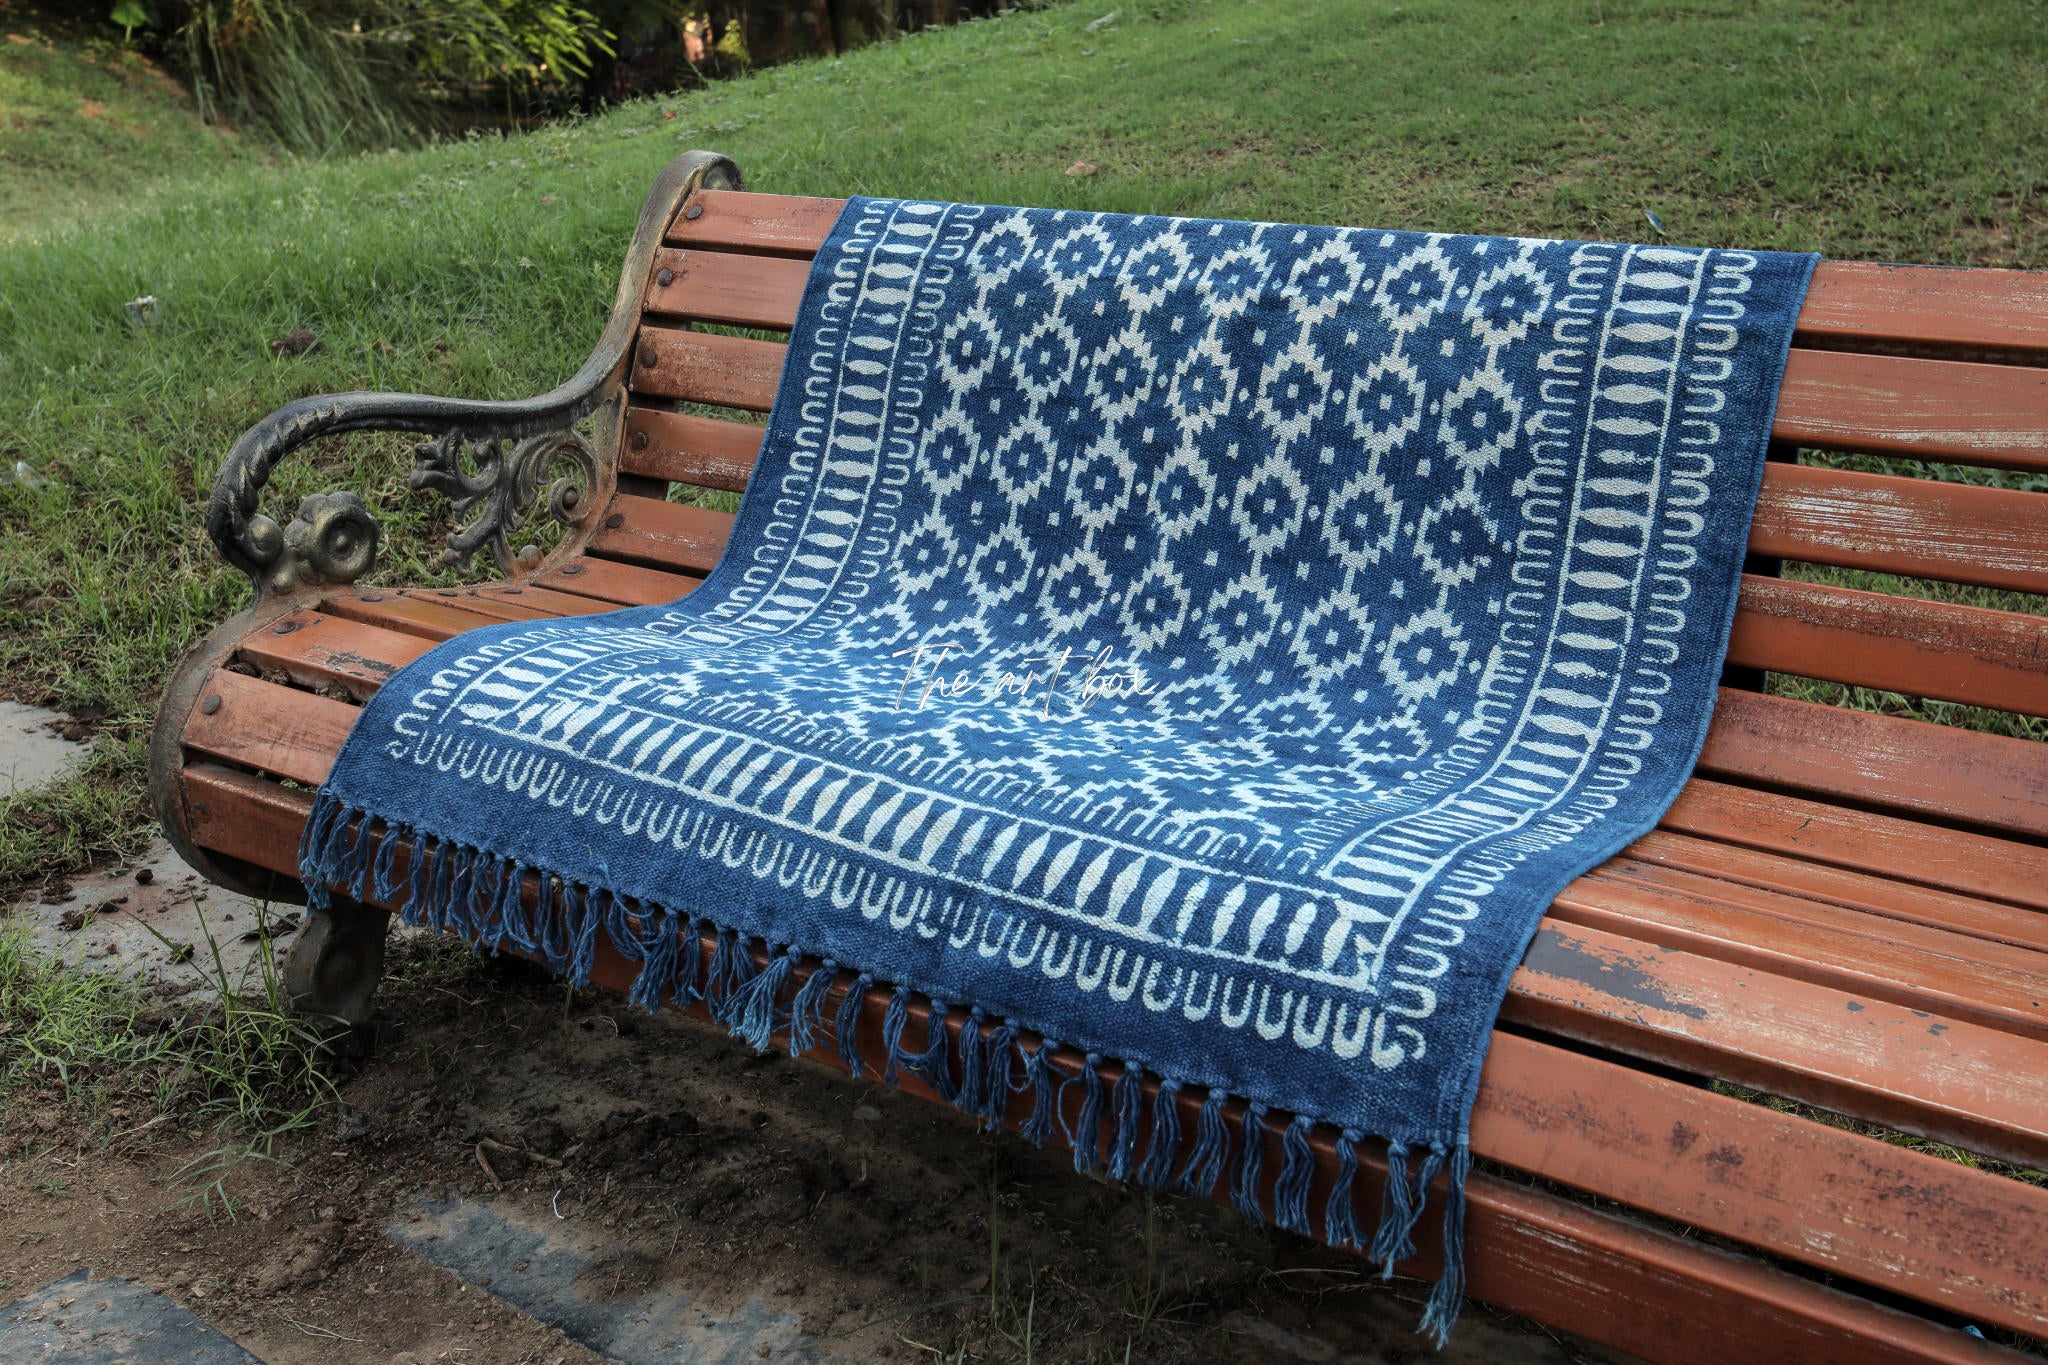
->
xmin=0 ymin=927 xmax=1628 ymax=1365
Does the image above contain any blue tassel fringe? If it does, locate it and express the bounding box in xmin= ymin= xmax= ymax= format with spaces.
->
xmin=296 ymin=789 xmax=1473 ymax=1346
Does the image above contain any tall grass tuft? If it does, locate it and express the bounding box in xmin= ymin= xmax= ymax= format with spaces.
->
xmin=0 ymin=903 xmax=338 ymax=1217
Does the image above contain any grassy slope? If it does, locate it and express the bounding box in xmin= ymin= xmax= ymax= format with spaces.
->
xmin=0 ymin=0 xmax=2044 ymax=885
xmin=0 ymin=3 xmax=257 ymax=234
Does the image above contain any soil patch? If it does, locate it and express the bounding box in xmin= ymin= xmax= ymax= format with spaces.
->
xmin=0 ymin=940 xmax=1629 ymax=1363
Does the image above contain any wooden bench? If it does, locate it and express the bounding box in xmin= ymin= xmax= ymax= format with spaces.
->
xmin=148 ymin=150 xmax=2048 ymax=1365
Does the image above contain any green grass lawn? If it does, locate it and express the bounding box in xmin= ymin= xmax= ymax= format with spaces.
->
xmin=1 ymin=0 xmax=2044 ymax=890
xmin=0 ymin=2 xmax=260 ymax=235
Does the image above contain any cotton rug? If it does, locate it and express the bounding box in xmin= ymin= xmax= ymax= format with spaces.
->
xmin=303 ymin=197 xmax=1815 ymax=1342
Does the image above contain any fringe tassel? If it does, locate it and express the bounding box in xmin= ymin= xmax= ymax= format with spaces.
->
xmin=1019 ymin=1038 xmax=1057 ymax=1147
xmin=1069 ymin=1055 xmax=1106 ymax=1175
xmin=566 ymin=884 xmax=603 ymax=990
xmin=1135 ymin=1080 xmax=1181 ymax=1191
xmin=787 ymin=959 xmax=837 ymax=1058
xmin=1231 ymin=1103 xmax=1269 ymax=1223
xmin=979 ymin=1019 xmax=1018 ymax=1130
xmin=731 ymin=950 xmax=794 ymax=1052
xmin=1419 ymin=1143 xmax=1471 ymax=1348
xmin=1324 ymin=1130 xmax=1365 ymax=1250
xmin=879 ymin=986 xmax=912 ymax=1086
xmin=705 ymin=929 xmax=742 ymax=1024
xmin=1274 ymin=1115 xmax=1316 ymax=1236
xmin=293 ymin=791 xmax=1478 ymax=1346
xmin=908 ymin=1000 xmax=956 ymax=1103
xmin=836 ymin=973 xmax=875 ymax=1078
xmin=1105 ymin=1064 xmax=1145 ymax=1183
xmin=956 ymin=1010 xmax=988 ymax=1120
xmin=1174 ymin=1091 xmax=1229 ymax=1199
xmin=370 ymin=823 xmax=404 ymax=904
xmin=1372 ymin=1143 xmax=1445 ymax=1277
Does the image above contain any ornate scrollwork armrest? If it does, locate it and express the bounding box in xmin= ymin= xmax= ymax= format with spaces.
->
xmin=203 ymin=150 xmax=742 ymax=600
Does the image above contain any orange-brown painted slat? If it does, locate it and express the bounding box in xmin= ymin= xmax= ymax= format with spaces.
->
xmin=1558 ymin=863 xmax=2048 ymax=1041
xmin=472 ymin=582 xmax=627 ymax=617
xmin=234 ymin=609 xmax=430 ymax=702
xmin=1727 ymin=575 xmax=2048 ymax=716
xmin=1508 ymin=919 xmax=2048 ymax=1168
xmin=1776 ymin=349 xmax=2048 ymax=470
xmin=644 ymin=246 xmax=808 ymax=330
xmin=621 ymin=407 xmax=763 ymax=490
xmin=1618 ymin=827 xmax=2048 ymax=953
xmin=1749 ymin=462 xmax=2048 ymax=595
xmin=179 ymin=767 xmax=2048 ymax=1353
xmin=1797 ymin=260 xmax=2048 ymax=363
xmin=631 ymin=325 xmax=786 ymax=411
xmin=534 ymin=557 xmax=700 ymax=607
xmin=1660 ymin=779 xmax=2048 ymax=914
xmin=1700 ymin=688 xmax=2048 ymax=839
xmin=665 ymin=189 xmax=843 ymax=256
xmin=395 ymin=586 xmax=551 ymax=624
xmin=588 ymin=494 xmax=735 ymax=573
xmin=181 ymin=763 xmax=316 ymax=878
xmin=663 ymin=192 xmax=2044 ymax=364
xmin=319 ymin=591 xmax=501 ymax=642
xmin=180 ymin=669 xmax=356 ymax=787
xmin=1469 ymin=1030 xmax=2048 ymax=1339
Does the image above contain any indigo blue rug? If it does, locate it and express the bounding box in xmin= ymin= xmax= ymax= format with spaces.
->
xmin=304 ymin=197 xmax=1814 ymax=1342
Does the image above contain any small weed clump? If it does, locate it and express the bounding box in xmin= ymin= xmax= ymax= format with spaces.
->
xmin=0 ymin=907 xmax=336 ymax=1215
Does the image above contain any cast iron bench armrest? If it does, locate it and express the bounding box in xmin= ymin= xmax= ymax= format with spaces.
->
xmin=205 ymin=150 xmax=743 ymax=602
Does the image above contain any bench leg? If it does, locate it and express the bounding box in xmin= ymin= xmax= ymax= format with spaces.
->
xmin=283 ymin=897 xmax=389 ymax=1029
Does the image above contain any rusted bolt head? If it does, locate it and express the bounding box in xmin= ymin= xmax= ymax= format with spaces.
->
xmin=605 ymin=512 xmax=626 ymax=529
xmin=684 ymin=203 xmax=705 ymax=221
xmin=200 ymin=694 xmax=222 ymax=715
xmin=630 ymin=430 xmax=650 ymax=452
xmin=561 ymin=563 xmax=583 ymax=576
xmin=638 ymin=345 xmax=658 ymax=369
xmin=274 ymin=619 xmax=302 ymax=635
xmin=655 ymin=267 xmax=675 ymax=288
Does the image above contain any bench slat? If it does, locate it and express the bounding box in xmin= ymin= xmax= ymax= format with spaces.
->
xmin=664 ymin=191 xmax=846 ymax=256
xmin=535 ymin=557 xmax=703 ymax=607
xmin=1777 ymin=348 xmax=2048 ymax=471
xmin=1562 ymin=866 xmax=2048 ymax=1040
xmin=235 ymin=610 xmax=429 ymax=701
xmin=664 ymin=191 xmax=2048 ymax=366
xmin=612 ymin=412 xmax=2048 ymax=603
xmin=471 ymin=583 xmax=629 ymax=617
xmin=1750 ymin=462 xmax=2048 ymax=595
xmin=625 ymin=316 xmax=2048 ymax=481
xmin=1660 ymin=779 xmax=2048 ymax=914
xmin=622 ymin=407 xmax=763 ymax=490
xmin=1798 ymin=260 xmax=2048 ymax=363
xmin=1621 ymin=828 xmax=2048 ymax=953
xmin=588 ymin=494 xmax=735 ymax=573
xmin=645 ymin=246 xmax=808 ymax=331
xmin=395 ymin=586 xmax=551 ymax=623
xmin=1508 ymin=919 xmax=2048 ymax=1168
xmin=173 ymin=759 xmax=2048 ymax=1342
xmin=321 ymin=591 xmax=516 ymax=643
xmin=632 ymin=325 xmax=786 ymax=411
xmin=1701 ymin=688 xmax=2048 ymax=839
xmin=181 ymin=669 xmax=354 ymax=786
xmin=1727 ymin=576 xmax=2048 ymax=717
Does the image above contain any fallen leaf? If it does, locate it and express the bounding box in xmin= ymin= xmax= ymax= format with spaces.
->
xmin=1065 ymin=159 xmax=1099 ymax=178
